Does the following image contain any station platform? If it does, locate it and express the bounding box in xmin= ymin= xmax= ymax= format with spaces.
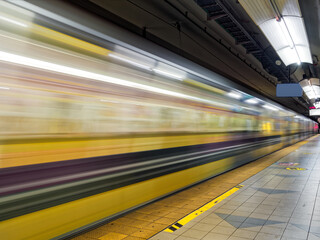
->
xmin=72 ymin=135 xmax=320 ymax=240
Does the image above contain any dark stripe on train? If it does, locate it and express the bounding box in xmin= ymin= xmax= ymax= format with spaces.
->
xmin=0 ymin=132 xmax=312 ymax=221
xmin=0 ymin=133 xmax=288 ymax=195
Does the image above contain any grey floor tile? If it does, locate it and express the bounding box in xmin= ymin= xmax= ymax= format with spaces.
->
xmin=271 ymin=211 xmax=292 ymax=217
xmin=249 ymin=213 xmax=270 ymax=220
xmin=312 ymin=215 xmax=320 ymax=221
xmin=310 ymin=225 xmax=320 ymax=234
xmin=228 ymin=236 xmax=251 ymax=240
xmin=232 ymin=210 xmax=252 ymax=217
xmin=224 ymin=215 xmax=247 ymax=223
xmin=210 ymin=225 xmax=235 ymax=235
xmin=239 ymin=222 xmax=263 ymax=232
xmin=191 ymin=223 xmax=215 ymax=232
xmin=260 ymin=225 xmax=285 ymax=235
xmin=281 ymin=237 xmax=307 ymax=240
xmin=289 ymin=217 xmax=311 ymax=225
xmin=214 ymin=209 xmax=234 ymax=215
xmin=201 ymin=232 xmax=229 ymax=240
xmin=231 ymin=229 xmax=258 ymax=239
xmin=264 ymin=220 xmax=287 ymax=228
xmin=151 ymin=138 xmax=320 ymax=240
xmin=149 ymin=232 xmax=177 ymax=240
xmin=282 ymin=228 xmax=308 ymax=239
xmin=170 ymin=226 xmax=189 ymax=235
xmin=243 ymin=217 xmax=267 ymax=226
xmin=308 ymin=233 xmax=320 ymax=240
xmin=181 ymin=229 xmax=207 ymax=239
xmin=241 ymin=203 xmax=260 ymax=208
xmin=218 ymin=220 xmax=242 ymax=228
xmin=183 ymin=221 xmax=197 ymax=229
xmin=253 ymin=208 xmax=274 ymax=215
xmin=217 ymin=205 xmax=238 ymax=211
xmin=311 ymin=221 xmax=320 ymax=227
xmin=199 ymin=218 xmax=222 ymax=225
xmin=236 ymin=206 xmax=256 ymax=212
xmin=175 ymin=236 xmax=197 ymax=240
xmin=289 ymin=223 xmax=310 ymax=231
xmin=268 ymin=215 xmax=290 ymax=222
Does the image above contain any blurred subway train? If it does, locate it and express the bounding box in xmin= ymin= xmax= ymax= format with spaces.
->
xmin=0 ymin=1 xmax=317 ymax=239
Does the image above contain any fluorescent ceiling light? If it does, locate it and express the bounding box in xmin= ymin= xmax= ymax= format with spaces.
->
xmin=108 ymin=53 xmax=151 ymax=71
xmin=152 ymin=68 xmax=184 ymax=80
xmin=300 ymin=78 xmax=320 ymax=99
xmin=244 ymin=98 xmax=259 ymax=104
xmin=0 ymin=15 xmax=27 ymax=27
xmin=278 ymin=19 xmax=294 ymax=49
xmin=227 ymin=91 xmax=242 ymax=99
xmin=239 ymin=0 xmax=311 ymax=66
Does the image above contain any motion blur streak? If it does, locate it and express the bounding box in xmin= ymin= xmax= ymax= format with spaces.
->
xmin=0 ymin=1 xmax=317 ymax=240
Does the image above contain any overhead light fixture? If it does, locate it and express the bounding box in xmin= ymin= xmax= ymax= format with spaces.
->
xmin=299 ymin=78 xmax=320 ymax=100
xmin=239 ymin=0 xmax=312 ymax=66
xmin=227 ymin=91 xmax=242 ymax=99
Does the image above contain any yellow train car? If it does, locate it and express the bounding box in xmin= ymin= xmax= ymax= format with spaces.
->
xmin=0 ymin=1 xmax=317 ymax=239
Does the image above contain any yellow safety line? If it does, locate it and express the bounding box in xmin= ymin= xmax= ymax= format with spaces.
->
xmin=164 ymin=185 xmax=244 ymax=232
xmin=286 ymin=167 xmax=307 ymax=171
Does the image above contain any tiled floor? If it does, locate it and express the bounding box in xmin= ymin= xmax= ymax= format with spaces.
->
xmin=151 ymin=136 xmax=320 ymax=240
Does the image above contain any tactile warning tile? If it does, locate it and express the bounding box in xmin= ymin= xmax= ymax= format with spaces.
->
xmin=77 ymin=228 xmax=107 ymax=239
xmin=100 ymin=223 xmax=140 ymax=235
xmin=130 ymin=229 xmax=158 ymax=238
xmin=122 ymin=236 xmax=145 ymax=240
xmin=73 ymin=136 xmax=316 ymax=240
xmin=98 ymin=232 xmax=127 ymax=240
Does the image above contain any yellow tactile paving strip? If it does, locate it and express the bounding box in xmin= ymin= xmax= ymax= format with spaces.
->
xmin=164 ymin=185 xmax=244 ymax=233
xmin=71 ymin=136 xmax=317 ymax=240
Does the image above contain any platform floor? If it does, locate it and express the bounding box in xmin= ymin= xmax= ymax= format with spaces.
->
xmin=152 ymin=135 xmax=320 ymax=240
xmin=72 ymin=135 xmax=320 ymax=240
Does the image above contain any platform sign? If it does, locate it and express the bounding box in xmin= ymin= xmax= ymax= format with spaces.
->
xmin=276 ymin=83 xmax=302 ymax=97
xmin=277 ymin=162 xmax=299 ymax=166
xmin=286 ymin=167 xmax=306 ymax=171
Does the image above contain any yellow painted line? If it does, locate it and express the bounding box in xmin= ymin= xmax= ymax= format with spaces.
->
xmin=164 ymin=185 xmax=243 ymax=232
xmin=286 ymin=167 xmax=307 ymax=171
